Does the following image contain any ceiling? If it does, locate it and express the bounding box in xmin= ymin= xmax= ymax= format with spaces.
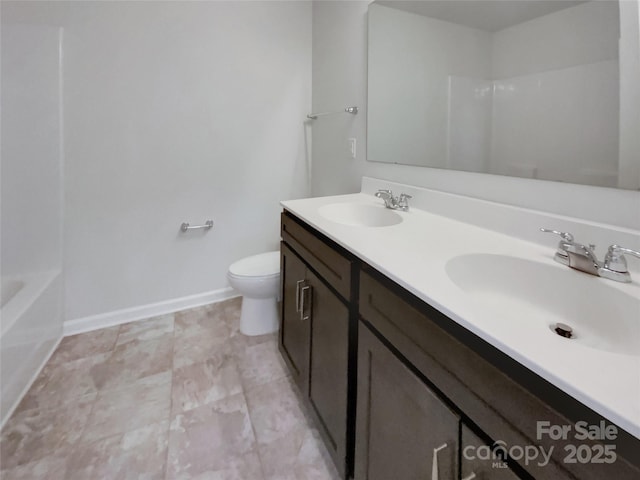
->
xmin=376 ymin=0 xmax=590 ymax=32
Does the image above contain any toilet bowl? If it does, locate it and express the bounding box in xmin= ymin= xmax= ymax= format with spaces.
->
xmin=227 ymin=250 xmax=280 ymax=336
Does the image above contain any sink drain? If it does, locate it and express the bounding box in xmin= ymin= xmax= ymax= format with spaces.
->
xmin=553 ymin=322 xmax=573 ymax=339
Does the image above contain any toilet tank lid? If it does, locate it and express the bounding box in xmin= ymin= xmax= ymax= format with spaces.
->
xmin=229 ymin=251 xmax=280 ymax=277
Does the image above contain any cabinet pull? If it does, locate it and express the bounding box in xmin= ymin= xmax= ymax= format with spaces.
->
xmin=461 ymin=474 xmax=476 ymax=480
xmin=431 ymin=443 xmax=448 ymax=480
xmin=295 ymin=279 xmax=305 ymax=312
xmin=300 ymin=285 xmax=312 ymax=321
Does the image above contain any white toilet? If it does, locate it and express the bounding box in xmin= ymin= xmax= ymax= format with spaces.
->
xmin=227 ymin=250 xmax=280 ymax=336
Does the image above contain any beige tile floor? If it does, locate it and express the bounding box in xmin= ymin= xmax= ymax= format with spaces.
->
xmin=0 ymin=298 xmax=340 ymax=480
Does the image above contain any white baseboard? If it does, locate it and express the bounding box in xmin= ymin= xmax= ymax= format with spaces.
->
xmin=63 ymin=287 xmax=239 ymax=336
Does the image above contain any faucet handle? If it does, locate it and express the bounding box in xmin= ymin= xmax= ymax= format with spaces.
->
xmin=598 ymin=245 xmax=640 ymax=283
xmin=540 ymin=228 xmax=575 ymax=266
xmin=397 ymin=193 xmax=412 ymax=211
xmin=603 ymin=245 xmax=640 ymax=273
xmin=540 ymin=228 xmax=574 ymax=242
xmin=375 ymin=189 xmax=395 ymax=209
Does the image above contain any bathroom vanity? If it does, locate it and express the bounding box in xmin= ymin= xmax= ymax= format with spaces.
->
xmin=278 ymin=179 xmax=640 ymax=480
xmin=279 ymin=213 xmax=357 ymax=477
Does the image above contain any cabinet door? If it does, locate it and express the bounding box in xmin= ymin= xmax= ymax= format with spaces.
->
xmin=355 ymin=322 xmax=460 ymax=480
xmin=279 ymin=243 xmax=310 ymax=393
xmin=461 ymin=426 xmax=521 ymax=480
xmin=306 ymin=268 xmax=350 ymax=474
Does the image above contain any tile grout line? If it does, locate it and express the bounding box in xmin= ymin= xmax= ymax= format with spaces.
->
xmin=72 ymin=318 xmax=174 ymax=456
xmin=163 ymin=316 xmax=178 ymax=480
xmin=241 ymin=370 xmax=268 ymax=479
xmin=225 ymin=301 xmax=268 ymax=479
xmin=1 ymin=324 xmax=123 ymax=472
xmin=5 ymin=300 xmax=318 ymax=479
xmin=74 ymin=321 xmax=126 ymax=453
xmin=60 ymin=326 xmax=123 ymax=477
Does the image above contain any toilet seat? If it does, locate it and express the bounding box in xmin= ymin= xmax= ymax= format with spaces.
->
xmin=228 ymin=251 xmax=280 ymax=278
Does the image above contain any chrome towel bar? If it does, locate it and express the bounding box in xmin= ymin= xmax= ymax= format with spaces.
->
xmin=180 ymin=220 xmax=213 ymax=232
xmin=307 ymin=106 xmax=358 ymax=120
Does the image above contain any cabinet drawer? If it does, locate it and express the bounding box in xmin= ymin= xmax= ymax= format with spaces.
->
xmin=281 ymin=212 xmax=351 ymax=299
xmin=359 ymin=267 xmax=639 ymax=480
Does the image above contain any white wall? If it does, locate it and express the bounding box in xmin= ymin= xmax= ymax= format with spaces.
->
xmin=311 ymin=1 xmax=368 ymax=196
xmin=311 ymin=1 xmax=640 ymax=231
xmin=491 ymin=1 xmax=619 ymax=79
xmin=491 ymin=60 xmax=619 ymax=185
xmin=491 ymin=1 xmax=620 ymax=186
xmin=447 ymin=76 xmax=493 ymax=173
xmin=368 ymin=4 xmax=492 ymax=167
xmin=619 ymin=0 xmax=640 ymax=189
xmin=1 ymin=25 xmax=63 ymax=277
xmin=3 ymin=1 xmax=312 ymax=322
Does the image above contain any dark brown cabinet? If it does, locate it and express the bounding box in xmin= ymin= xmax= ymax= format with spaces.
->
xmin=279 ymin=212 xmax=640 ymax=480
xmin=307 ymin=267 xmax=350 ymax=469
xmin=355 ymin=323 xmax=459 ymax=480
xmin=279 ymin=242 xmax=310 ymax=393
xmin=358 ymin=267 xmax=640 ymax=480
xmin=279 ymin=213 xmax=355 ymax=478
xmin=461 ymin=426 xmax=521 ymax=480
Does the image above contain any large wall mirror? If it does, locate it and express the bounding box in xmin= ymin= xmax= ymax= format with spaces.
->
xmin=367 ymin=0 xmax=640 ymax=190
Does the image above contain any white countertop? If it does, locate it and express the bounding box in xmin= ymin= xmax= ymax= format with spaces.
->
xmin=281 ymin=188 xmax=640 ymax=439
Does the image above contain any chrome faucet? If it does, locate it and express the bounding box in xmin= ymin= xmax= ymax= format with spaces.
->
xmin=375 ymin=189 xmax=395 ymax=208
xmin=541 ymin=228 xmax=640 ymax=283
xmin=375 ymin=189 xmax=412 ymax=211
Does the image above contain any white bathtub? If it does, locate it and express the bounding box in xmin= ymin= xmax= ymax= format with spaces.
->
xmin=0 ymin=270 xmax=63 ymax=426
xmin=1 ymin=279 xmax=24 ymax=308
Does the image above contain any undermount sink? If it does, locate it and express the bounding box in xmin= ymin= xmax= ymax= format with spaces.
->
xmin=446 ymin=254 xmax=640 ymax=357
xmin=318 ymin=203 xmax=403 ymax=227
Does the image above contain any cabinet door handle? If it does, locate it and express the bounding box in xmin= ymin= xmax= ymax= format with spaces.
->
xmin=431 ymin=443 xmax=448 ymax=480
xmin=300 ymin=285 xmax=312 ymax=321
xmin=461 ymin=473 xmax=476 ymax=480
xmin=295 ymin=279 xmax=305 ymax=312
